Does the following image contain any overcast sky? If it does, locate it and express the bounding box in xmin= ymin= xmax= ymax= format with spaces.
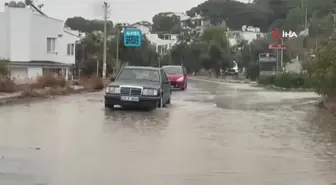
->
xmin=0 ymin=0 xmax=248 ymax=23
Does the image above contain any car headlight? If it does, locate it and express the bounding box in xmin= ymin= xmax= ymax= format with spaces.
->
xmin=177 ymin=77 xmax=184 ymax=81
xmin=142 ymin=89 xmax=158 ymax=96
xmin=106 ymin=86 xmax=120 ymax=94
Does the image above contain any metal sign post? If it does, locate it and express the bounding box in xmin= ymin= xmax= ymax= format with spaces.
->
xmin=269 ymin=44 xmax=286 ymax=73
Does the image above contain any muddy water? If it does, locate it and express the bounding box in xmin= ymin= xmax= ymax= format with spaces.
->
xmin=0 ymin=78 xmax=335 ymax=185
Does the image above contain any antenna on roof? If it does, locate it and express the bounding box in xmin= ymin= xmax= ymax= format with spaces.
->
xmin=25 ymin=0 xmax=47 ymax=16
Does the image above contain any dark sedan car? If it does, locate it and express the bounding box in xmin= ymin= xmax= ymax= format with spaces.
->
xmin=104 ymin=66 xmax=172 ymax=110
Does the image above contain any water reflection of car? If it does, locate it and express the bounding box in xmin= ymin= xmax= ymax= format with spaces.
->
xmin=104 ymin=66 xmax=171 ymax=110
xmin=161 ymin=65 xmax=187 ymax=90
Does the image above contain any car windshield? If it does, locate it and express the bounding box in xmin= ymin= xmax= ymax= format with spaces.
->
xmin=162 ymin=66 xmax=183 ymax=75
xmin=117 ymin=68 xmax=160 ymax=82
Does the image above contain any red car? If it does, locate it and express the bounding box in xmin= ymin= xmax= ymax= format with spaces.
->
xmin=162 ymin=65 xmax=187 ymax=90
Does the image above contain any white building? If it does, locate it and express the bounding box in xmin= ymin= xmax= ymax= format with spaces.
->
xmin=0 ymin=2 xmax=80 ymax=83
xmin=228 ymin=25 xmax=265 ymax=46
xmin=145 ymin=33 xmax=177 ymax=55
xmin=180 ymin=13 xmax=211 ymax=35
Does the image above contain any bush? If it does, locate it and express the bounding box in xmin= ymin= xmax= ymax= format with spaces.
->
xmin=258 ymin=72 xmax=312 ymax=89
xmin=0 ymin=76 xmax=16 ymax=92
xmin=31 ymin=74 xmax=66 ymax=89
xmin=308 ymin=39 xmax=336 ymax=96
xmin=20 ymin=88 xmax=44 ymax=97
xmin=20 ymin=86 xmax=75 ymax=98
xmin=258 ymin=74 xmax=275 ymax=85
xmin=80 ymin=76 xmax=104 ymax=91
xmin=0 ymin=63 xmax=10 ymax=77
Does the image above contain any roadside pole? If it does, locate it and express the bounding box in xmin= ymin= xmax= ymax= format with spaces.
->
xmin=96 ymin=59 xmax=99 ymax=76
xmin=102 ymin=2 xmax=109 ymax=79
xmin=180 ymin=31 xmax=184 ymax=66
xmin=276 ymin=49 xmax=279 ymax=73
xmin=115 ymin=24 xmax=120 ymax=75
xmin=280 ymin=38 xmax=283 ymax=71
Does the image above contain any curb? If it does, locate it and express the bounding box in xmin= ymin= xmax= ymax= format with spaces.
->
xmin=252 ymin=84 xmax=314 ymax=92
xmin=0 ymin=87 xmax=98 ymax=106
xmin=189 ymin=76 xmax=253 ymax=84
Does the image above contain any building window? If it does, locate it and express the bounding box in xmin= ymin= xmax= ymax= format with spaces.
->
xmin=67 ymin=43 xmax=75 ymax=55
xmin=47 ymin=38 xmax=56 ymax=53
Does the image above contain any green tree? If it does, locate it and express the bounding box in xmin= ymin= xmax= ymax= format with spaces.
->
xmin=0 ymin=61 xmax=10 ymax=77
xmin=187 ymin=0 xmax=270 ymax=32
xmin=309 ymin=38 xmax=336 ymax=96
xmin=283 ymin=7 xmax=304 ymax=31
xmin=76 ymin=29 xmax=159 ymax=76
xmin=65 ymin=17 xmax=113 ymax=33
xmin=163 ymin=27 xmax=232 ymax=76
xmin=309 ymin=13 xmax=334 ymax=37
xmin=152 ymin=13 xmax=181 ymax=34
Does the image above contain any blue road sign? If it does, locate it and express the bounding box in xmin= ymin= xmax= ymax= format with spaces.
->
xmin=124 ymin=28 xmax=142 ymax=47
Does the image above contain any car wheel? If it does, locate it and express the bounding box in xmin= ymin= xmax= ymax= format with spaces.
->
xmin=181 ymin=83 xmax=186 ymax=90
xmin=158 ymin=94 xmax=164 ymax=108
xmin=147 ymin=106 xmax=156 ymax=111
xmin=104 ymin=102 xmax=114 ymax=109
xmin=166 ymin=97 xmax=171 ymax=104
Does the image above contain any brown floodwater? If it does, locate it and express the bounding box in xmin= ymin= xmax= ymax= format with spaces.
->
xmin=0 ymin=77 xmax=335 ymax=185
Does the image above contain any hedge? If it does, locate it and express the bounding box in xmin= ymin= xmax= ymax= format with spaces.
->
xmin=258 ymin=72 xmax=312 ymax=89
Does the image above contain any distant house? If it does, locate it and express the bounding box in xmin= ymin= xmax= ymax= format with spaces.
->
xmin=0 ymin=2 xmax=80 ymax=83
xmin=179 ymin=13 xmax=212 ymax=35
xmin=228 ymin=25 xmax=265 ymax=46
xmin=129 ymin=22 xmax=151 ymax=35
xmin=145 ymin=33 xmax=177 ymax=55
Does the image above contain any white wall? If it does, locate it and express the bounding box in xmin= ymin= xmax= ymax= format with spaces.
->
xmin=27 ymin=67 xmax=42 ymax=79
xmin=29 ymin=14 xmax=63 ymax=62
xmin=0 ymin=12 xmax=8 ymax=59
xmin=228 ymin=31 xmax=265 ymax=46
xmin=6 ymin=7 xmax=32 ymax=61
xmin=10 ymin=68 xmax=28 ymax=84
xmin=56 ymin=31 xmax=78 ymax=64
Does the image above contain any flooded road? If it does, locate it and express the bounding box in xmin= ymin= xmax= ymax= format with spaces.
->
xmin=0 ymin=77 xmax=336 ymax=185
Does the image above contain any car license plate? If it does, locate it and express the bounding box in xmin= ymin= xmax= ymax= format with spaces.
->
xmin=120 ymin=96 xmax=139 ymax=101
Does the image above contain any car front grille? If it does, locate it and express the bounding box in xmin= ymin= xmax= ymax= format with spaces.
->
xmin=120 ymin=87 xmax=142 ymax=96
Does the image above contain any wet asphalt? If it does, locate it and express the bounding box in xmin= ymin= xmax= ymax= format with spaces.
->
xmin=0 ymin=77 xmax=336 ymax=185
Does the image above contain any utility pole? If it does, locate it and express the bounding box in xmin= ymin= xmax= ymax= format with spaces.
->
xmin=96 ymin=58 xmax=99 ymax=77
xmin=115 ymin=24 xmax=120 ymax=75
xmin=102 ymin=2 xmax=109 ymax=79
xmin=180 ymin=31 xmax=184 ymax=66
xmin=304 ymin=6 xmax=308 ymax=30
xmin=169 ymin=50 xmax=172 ymax=64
